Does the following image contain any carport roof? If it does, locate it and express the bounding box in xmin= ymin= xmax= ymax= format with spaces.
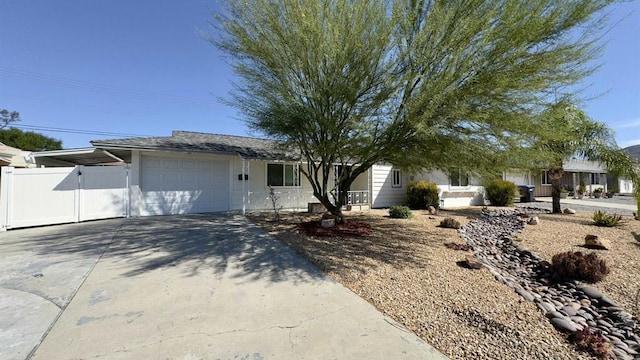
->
xmin=91 ymin=131 xmax=300 ymax=161
xmin=33 ymin=148 xmax=127 ymax=166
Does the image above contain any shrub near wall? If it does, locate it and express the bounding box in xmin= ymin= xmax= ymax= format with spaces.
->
xmin=484 ymin=179 xmax=518 ymax=206
xmin=407 ymin=181 xmax=439 ymax=209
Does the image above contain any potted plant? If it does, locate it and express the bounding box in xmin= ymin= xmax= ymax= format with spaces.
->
xmin=593 ymin=187 xmax=604 ymax=198
xmin=576 ymin=182 xmax=586 ymax=199
xmin=560 ymin=187 xmax=569 ymax=199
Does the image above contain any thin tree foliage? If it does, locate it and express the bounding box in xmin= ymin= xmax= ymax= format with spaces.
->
xmin=533 ymin=102 xmax=639 ymax=214
xmin=210 ymin=0 xmax=620 ymax=220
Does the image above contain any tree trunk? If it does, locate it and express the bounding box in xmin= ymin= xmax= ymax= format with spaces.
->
xmin=548 ymin=167 xmax=564 ymax=214
xmin=319 ymin=198 xmax=345 ymax=223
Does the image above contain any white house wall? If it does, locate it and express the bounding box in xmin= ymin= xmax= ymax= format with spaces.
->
xmin=503 ymin=171 xmax=531 ymax=186
xmin=411 ymin=170 xmax=485 ymax=208
xmin=371 ymin=164 xmax=407 ymax=208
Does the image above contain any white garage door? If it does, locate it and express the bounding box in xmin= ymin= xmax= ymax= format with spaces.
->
xmin=140 ymin=155 xmax=230 ymax=215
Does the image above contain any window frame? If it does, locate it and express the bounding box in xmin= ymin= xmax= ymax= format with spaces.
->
xmin=591 ymin=173 xmax=601 ymax=185
xmin=266 ymin=163 xmax=301 ymax=188
xmin=391 ymin=168 xmax=402 ymax=188
xmin=450 ymin=169 xmax=469 ymax=187
xmin=541 ymin=171 xmax=552 ymax=186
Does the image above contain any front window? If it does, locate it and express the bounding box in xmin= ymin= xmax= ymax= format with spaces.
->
xmin=591 ymin=173 xmax=601 ymax=185
xmin=267 ymin=163 xmax=300 ymax=187
xmin=392 ymin=169 xmax=401 ymax=188
xmin=451 ymin=169 xmax=469 ymax=187
xmin=541 ymin=171 xmax=551 ymax=185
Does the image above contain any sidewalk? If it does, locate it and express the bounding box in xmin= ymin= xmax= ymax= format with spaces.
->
xmin=528 ymin=197 xmax=636 ymax=215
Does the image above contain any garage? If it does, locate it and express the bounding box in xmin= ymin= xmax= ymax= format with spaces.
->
xmin=140 ymin=154 xmax=230 ymax=215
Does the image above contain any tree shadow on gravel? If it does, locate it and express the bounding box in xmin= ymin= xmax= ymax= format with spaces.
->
xmin=249 ymin=212 xmax=452 ymax=277
xmin=8 ymin=214 xmax=323 ymax=284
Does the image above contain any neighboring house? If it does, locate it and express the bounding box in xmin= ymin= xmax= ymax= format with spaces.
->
xmin=504 ymin=159 xmax=608 ymax=197
xmin=0 ymin=143 xmax=35 ymax=168
xmin=608 ymin=144 xmax=640 ymax=195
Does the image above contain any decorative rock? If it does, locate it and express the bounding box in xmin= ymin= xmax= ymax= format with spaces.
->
xmin=584 ymin=234 xmax=611 ymax=250
xmin=546 ymin=310 xmax=564 ymax=319
xmin=527 ymin=216 xmax=539 ymax=225
xmin=320 ymin=218 xmax=336 ymax=228
xmin=463 ymin=255 xmax=483 ymax=270
xmin=579 ymin=286 xmax=604 ymax=299
xmin=537 ymin=302 xmax=556 ymax=313
xmin=579 ymin=299 xmax=591 ymax=307
xmin=562 ymin=306 xmax=578 ymax=317
xmin=569 ymin=302 xmax=581 ymax=310
xmin=428 ymin=206 xmax=437 ymax=215
xmin=515 ymin=287 xmax=535 ymax=302
xmin=551 ymin=317 xmax=578 ymax=332
xmin=599 ymin=295 xmax=618 ymax=307
xmin=563 ymin=208 xmax=576 ymax=214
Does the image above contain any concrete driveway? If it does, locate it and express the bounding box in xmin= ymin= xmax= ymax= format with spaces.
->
xmin=1 ymin=214 xmax=446 ymax=359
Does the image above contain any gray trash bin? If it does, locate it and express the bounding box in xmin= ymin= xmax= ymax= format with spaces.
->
xmin=518 ymin=185 xmax=536 ymax=203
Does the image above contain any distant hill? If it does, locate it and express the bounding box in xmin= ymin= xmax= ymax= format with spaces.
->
xmin=624 ymin=144 xmax=640 ymax=160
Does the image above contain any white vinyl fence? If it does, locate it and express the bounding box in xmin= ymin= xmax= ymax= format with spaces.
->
xmin=1 ymin=165 xmax=128 ymax=231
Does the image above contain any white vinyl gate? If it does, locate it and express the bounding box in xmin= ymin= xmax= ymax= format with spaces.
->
xmin=0 ymin=165 xmax=128 ymax=231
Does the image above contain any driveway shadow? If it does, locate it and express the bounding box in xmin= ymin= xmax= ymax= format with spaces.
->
xmin=15 ymin=214 xmax=323 ymax=284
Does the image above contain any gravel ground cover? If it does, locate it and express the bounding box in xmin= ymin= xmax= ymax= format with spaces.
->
xmin=248 ymin=208 xmax=640 ymax=359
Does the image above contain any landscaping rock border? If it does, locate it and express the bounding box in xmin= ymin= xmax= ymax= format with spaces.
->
xmin=459 ymin=208 xmax=640 ymax=359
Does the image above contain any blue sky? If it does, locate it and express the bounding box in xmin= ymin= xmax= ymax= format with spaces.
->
xmin=0 ymin=0 xmax=639 ymax=149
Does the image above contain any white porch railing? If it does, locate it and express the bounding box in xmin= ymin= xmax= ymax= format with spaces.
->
xmin=347 ymin=190 xmax=369 ymax=205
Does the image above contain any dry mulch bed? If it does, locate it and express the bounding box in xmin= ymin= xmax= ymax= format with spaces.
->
xmin=249 ymin=208 xmax=640 ymax=359
xmin=298 ymin=220 xmax=372 ymax=237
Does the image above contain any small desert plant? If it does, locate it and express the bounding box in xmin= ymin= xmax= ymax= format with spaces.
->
xmin=268 ymin=186 xmax=282 ymax=222
xmin=592 ymin=210 xmax=623 ymax=227
xmin=484 ymin=179 xmax=518 ymax=206
xmin=406 ymin=181 xmax=439 ymax=209
xmin=439 ymin=217 xmax=461 ymax=229
xmin=550 ymin=251 xmax=610 ymax=283
xmin=389 ymin=205 xmax=413 ymax=219
xmin=568 ymin=327 xmax=612 ymax=358
xmin=593 ymin=187 xmax=604 ymax=194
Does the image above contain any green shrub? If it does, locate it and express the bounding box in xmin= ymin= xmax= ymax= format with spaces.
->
xmin=484 ymin=179 xmax=518 ymax=206
xmin=592 ymin=210 xmax=623 ymax=227
xmin=439 ymin=217 xmax=461 ymax=229
xmin=550 ymin=251 xmax=610 ymax=283
xmin=406 ymin=181 xmax=439 ymax=209
xmin=389 ymin=205 xmax=413 ymax=219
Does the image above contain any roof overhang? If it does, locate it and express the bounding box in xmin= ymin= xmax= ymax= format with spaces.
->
xmin=33 ymin=147 xmax=126 ymax=166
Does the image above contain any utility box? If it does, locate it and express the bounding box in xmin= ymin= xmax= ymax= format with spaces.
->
xmin=518 ymin=185 xmax=536 ymax=203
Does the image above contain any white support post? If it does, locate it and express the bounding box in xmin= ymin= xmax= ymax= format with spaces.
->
xmin=0 ymin=166 xmax=14 ymax=231
xmin=241 ymin=156 xmax=246 ymax=215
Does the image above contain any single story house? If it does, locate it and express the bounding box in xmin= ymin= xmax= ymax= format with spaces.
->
xmin=0 ymin=130 xmax=488 ymax=230
xmin=87 ymin=131 xmax=485 ymax=216
xmin=504 ymin=159 xmax=608 ymax=197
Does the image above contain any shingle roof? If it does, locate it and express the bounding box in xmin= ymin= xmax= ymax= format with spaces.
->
xmin=91 ymin=131 xmax=300 ymax=160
